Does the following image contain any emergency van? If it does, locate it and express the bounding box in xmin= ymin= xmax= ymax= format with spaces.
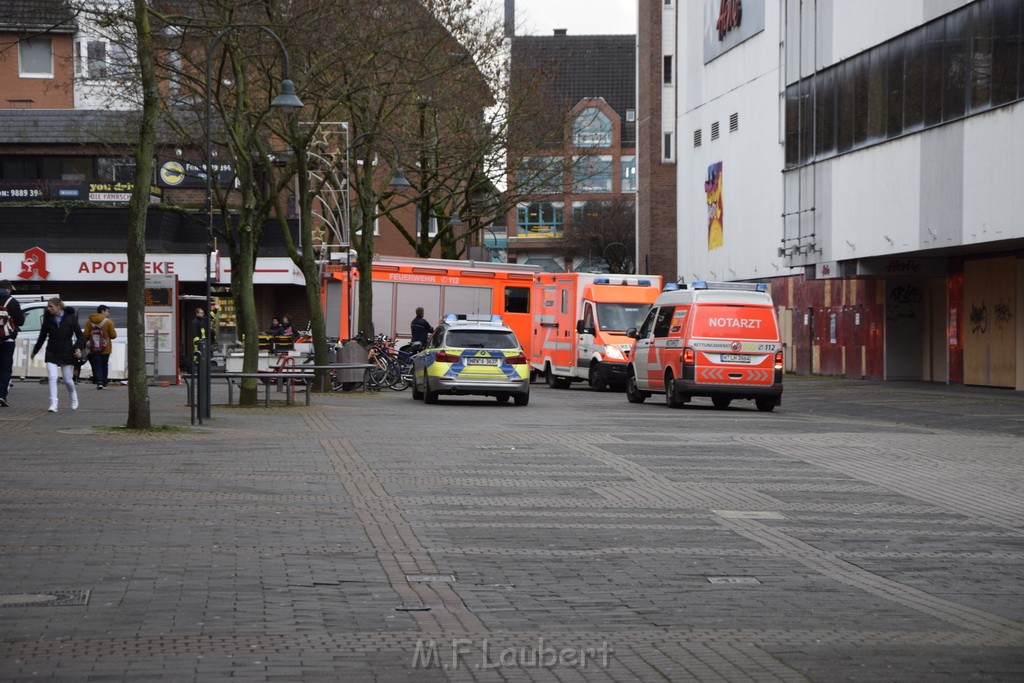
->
xmin=625 ymin=281 xmax=783 ymax=411
xmin=531 ymin=273 xmax=663 ymax=391
xmin=322 ymin=256 xmax=539 ymax=357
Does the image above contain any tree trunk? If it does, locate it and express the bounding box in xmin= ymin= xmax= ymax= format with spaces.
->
xmin=125 ymin=0 xmax=155 ymax=429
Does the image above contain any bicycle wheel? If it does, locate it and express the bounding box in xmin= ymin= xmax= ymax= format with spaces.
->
xmin=367 ymin=354 xmax=392 ymax=388
xmin=389 ymin=360 xmax=412 ymax=391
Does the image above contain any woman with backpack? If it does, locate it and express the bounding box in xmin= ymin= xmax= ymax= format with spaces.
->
xmin=30 ymin=298 xmax=86 ymax=413
xmin=84 ymin=305 xmax=117 ymax=389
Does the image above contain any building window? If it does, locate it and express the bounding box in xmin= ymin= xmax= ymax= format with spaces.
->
xmin=87 ymin=41 xmax=108 ymax=79
xmin=572 ymin=107 xmax=613 ymax=148
xmin=516 ymin=201 xmax=564 ymax=235
xmin=626 ymin=108 xmax=636 ymax=122
xmin=572 ymin=155 xmax=613 ymax=193
xmin=19 ymin=39 xmax=53 ymax=78
xmin=516 ymin=156 xmax=564 ymax=194
xmin=97 ymin=157 xmax=135 ymax=183
xmin=620 ymin=155 xmax=637 ymax=192
xmin=785 ymin=0 xmax=1024 ymax=169
xmin=417 ymin=212 xmax=439 ymax=237
xmin=663 ymin=132 xmax=674 ymax=161
xmin=572 ymin=200 xmax=611 ymax=222
xmin=663 ymin=55 xmax=673 ymax=85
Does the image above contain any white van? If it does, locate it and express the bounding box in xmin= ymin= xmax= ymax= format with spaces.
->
xmin=11 ymin=300 xmax=128 ymax=381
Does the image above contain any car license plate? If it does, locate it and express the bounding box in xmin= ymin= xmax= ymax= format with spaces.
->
xmin=720 ymin=354 xmax=750 ymax=363
xmin=467 ymin=357 xmax=499 ymax=365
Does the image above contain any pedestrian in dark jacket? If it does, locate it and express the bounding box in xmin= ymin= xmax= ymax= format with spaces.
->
xmin=31 ymin=298 xmax=86 ymax=413
xmin=0 ymin=279 xmax=26 ymax=408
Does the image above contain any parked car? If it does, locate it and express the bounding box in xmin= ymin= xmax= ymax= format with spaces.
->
xmin=412 ymin=314 xmax=530 ymax=406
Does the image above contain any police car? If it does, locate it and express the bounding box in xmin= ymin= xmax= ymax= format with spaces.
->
xmin=411 ymin=314 xmax=530 ymax=405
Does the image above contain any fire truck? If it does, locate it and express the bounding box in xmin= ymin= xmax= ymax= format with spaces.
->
xmin=530 ymin=273 xmax=663 ymax=390
xmin=322 ymin=256 xmax=540 ymax=355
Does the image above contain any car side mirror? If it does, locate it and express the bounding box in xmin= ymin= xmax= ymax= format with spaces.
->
xmin=626 ymin=327 xmax=638 ymax=339
xmin=575 ymin=320 xmax=585 ymax=334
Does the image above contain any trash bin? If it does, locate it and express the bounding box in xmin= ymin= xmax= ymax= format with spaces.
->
xmin=336 ymin=340 xmax=369 ymax=391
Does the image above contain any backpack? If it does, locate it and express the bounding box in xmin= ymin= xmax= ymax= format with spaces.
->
xmin=87 ymin=320 xmax=109 ymax=353
xmin=0 ymin=297 xmax=16 ymax=339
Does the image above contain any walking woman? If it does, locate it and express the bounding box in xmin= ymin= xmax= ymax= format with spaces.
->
xmin=31 ymin=298 xmax=86 ymax=413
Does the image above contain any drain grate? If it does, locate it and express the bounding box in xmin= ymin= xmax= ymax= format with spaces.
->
xmin=395 ymin=604 xmax=433 ymax=612
xmin=0 ymin=590 xmax=90 ymax=607
xmin=406 ymin=574 xmax=455 ymax=583
xmin=707 ymin=577 xmax=761 ymax=585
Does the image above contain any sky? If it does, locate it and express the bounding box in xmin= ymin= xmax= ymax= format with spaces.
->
xmin=511 ymin=0 xmax=637 ymax=36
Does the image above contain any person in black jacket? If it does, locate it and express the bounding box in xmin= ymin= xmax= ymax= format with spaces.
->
xmin=0 ymin=279 xmax=26 ymax=408
xmin=31 ymin=298 xmax=86 ymax=413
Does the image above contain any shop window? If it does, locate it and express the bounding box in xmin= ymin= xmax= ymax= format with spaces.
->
xmin=516 ymin=201 xmax=564 ymax=235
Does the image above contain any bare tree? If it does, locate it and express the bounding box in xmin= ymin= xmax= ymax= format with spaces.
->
xmin=560 ymin=197 xmax=637 ymax=274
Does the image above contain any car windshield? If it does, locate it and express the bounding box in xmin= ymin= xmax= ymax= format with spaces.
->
xmin=445 ymin=329 xmax=519 ymax=349
xmin=595 ymin=302 xmax=652 ymax=332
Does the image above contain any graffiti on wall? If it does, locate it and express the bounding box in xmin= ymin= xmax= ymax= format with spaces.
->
xmin=969 ymin=301 xmax=988 ymax=334
xmin=705 ymin=162 xmax=723 ymax=251
xmin=993 ymin=298 xmax=1014 ymax=330
xmin=888 ymin=283 xmax=921 ymax=320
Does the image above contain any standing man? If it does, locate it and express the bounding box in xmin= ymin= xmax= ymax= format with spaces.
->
xmin=84 ymin=305 xmax=117 ymax=389
xmin=410 ymin=307 xmax=434 ymax=345
xmin=0 ymin=280 xmax=26 ymax=407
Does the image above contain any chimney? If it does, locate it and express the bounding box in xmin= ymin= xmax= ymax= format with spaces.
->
xmin=505 ymin=0 xmax=515 ymax=38
xmin=553 ymin=29 xmax=567 ymax=36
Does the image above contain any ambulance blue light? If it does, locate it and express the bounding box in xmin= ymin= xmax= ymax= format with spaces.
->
xmin=663 ymin=283 xmax=679 ymax=291
xmin=637 ymin=279 xmax=652 ymax=286
xmin=691 ymin=280 xmax=708 ymax=290
xmin=755 ymin=283 xmax=768 ymax=292
xmin=593 ymin=277 xmax=610 ymax=284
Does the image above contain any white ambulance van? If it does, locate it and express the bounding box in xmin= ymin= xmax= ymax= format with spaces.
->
xmin=625 ymin=281 xmax=783 ymax=411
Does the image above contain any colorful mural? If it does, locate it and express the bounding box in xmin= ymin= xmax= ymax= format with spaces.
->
xmin=705 ymin=162 xmax=724 ymax=251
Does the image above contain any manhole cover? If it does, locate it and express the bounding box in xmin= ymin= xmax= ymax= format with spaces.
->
xmin=713 ymin=510 xmax=785 ymax=519
xmin=406 ymin=574 xmax=455 ymax=583
xmin=707 ymin=577 xmax=761 ymax=585
xmin=0 ymin=590 xmax=90 ymax=607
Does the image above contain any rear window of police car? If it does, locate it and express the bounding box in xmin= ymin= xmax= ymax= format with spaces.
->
xmin=445 ymin=329 xmax=519 ymax=349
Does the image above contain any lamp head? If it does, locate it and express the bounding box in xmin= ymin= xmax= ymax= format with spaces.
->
xmin=271 ymin=79 xmax=304 ymax=110
xmin=448 ymin=210 xmax=462 ymax=228
xmin=388 ymin=168 xmax=412 ymax=189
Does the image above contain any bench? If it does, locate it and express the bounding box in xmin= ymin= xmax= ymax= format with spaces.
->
xmin=211 ymin=372 xmax=315 ymax=407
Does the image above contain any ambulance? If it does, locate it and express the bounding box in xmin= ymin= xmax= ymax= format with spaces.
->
xmin=625 ymin=281 xmax=784 ymax=411
xmin=531 ymin=273 xmax=663 ymax=391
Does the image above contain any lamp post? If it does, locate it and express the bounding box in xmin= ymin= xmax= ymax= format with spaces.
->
xmin=602 ymin=241 xmax=629 ymax=274
xmin=201 ymin=25 xmax=303 ymax=421
xmin=480 ymin=227 xmax=503 ymax=262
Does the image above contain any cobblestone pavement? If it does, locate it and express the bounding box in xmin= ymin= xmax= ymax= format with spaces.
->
xmin=0 ymin=376 xmax=1021 ymax=681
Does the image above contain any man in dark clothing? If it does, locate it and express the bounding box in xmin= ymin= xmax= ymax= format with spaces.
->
xmin=410 ymin=307 xmax=434 ymax=344
xmin=0 ymin=279 xmax=26 ymax=407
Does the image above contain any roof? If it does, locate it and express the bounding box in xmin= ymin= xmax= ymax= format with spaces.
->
xmin=512 ymin=34 xmax=635 ymax=145
xmin=0 ymin=0 xmax=77 ymax=33
xmin=0 ymin=110 xmax=182 ymax=147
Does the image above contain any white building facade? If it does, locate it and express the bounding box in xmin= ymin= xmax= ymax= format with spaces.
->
xmin=671 ymin=0 xmax=1024 ymax=389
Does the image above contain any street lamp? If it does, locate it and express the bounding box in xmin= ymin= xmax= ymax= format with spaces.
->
xmin=480 ymin=227 xmax=504 ymax=262
xmin=200 ymin=25 xmax=303 ymax=421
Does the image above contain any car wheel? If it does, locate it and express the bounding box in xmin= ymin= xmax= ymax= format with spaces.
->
xmin=514 ymin=391 xmax=529 ymax=406
xmin=712 ymin=397 xmax=731 ymax=409
xmin=545 ymin=365 xmax=570 ymax=389
xmin=589 ymin=365 xmax=608 ymax=392
xmin=626 ymin=372 xmax=646 ymax=404
xmin=755 ymin=398 xmax=776 ymax=412
xmin=422 ymin=374 xmax=438 ymax=404
xmin=495 ymin=393 xmax=510 ymax=403
xmin=664 ymin=372 xmax=684 ymax=409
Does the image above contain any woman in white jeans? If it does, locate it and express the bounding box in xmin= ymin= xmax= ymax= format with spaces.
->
xmin=30 ymin=298 xmax=86 ymax=413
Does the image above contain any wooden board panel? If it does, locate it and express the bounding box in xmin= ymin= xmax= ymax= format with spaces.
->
xmin=963 ymin=257 xmax=1016 ymax=387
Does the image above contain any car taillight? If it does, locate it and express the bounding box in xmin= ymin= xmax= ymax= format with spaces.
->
xmin=505 ymin=352 xmax=528 ymax=365
xmin=435 ymin=351 xmax=462 ymax=363
xmin=683 ymin=347 xmax=695 ymax=365
xmin=774 ymin=350 xmax=784 ymax=370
